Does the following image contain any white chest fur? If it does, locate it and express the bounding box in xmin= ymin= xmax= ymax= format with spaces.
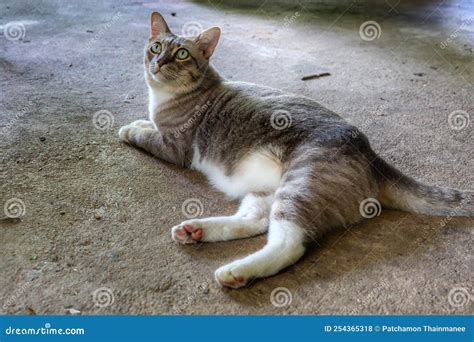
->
xmin=148 ymin=85 xmax=173 ymax=120
xmin=191 ymin=146 xmax=283 ymax=199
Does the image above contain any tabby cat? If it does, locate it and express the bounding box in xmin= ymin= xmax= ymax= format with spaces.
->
xmin=119 ymin=12 xmax=473 ymax=288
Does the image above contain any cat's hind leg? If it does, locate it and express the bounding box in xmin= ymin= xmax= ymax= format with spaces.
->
xmin=214 ymin=213 xmax=307 ymax=288
xmin=172 ymin=192 xmax=272 ymax=244
xmin=214 ymin=148 xmax=376 ymax=288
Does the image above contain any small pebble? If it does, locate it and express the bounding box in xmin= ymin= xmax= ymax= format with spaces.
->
xmin=39 ymin=137 xmax=46 ymax=142
xmin=66 ymin=308 xmax=81 ymax=315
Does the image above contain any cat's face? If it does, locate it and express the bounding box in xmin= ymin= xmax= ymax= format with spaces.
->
xmin=145 ymin=12 xmax=220 ymax=92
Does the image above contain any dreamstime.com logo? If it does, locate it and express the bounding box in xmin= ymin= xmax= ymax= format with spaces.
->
xmin=3 ymin=282 xmax=32 ymax=311
xmin=270 ymin=287 xmax=293 ymax=307
xmin=92 ymin=287 xmax=115 ymax=308
xmin=439 ymin=193 xmax=471 ymax=228
xmin=92 ymin=110 xmax=115 ymax=131
xmin=282 ymin=12 xmax=300 ymax=29
xmin=359 ymin=21 xmax=382 ymax=41
xmin=359 ymin=198 xmax=382 ymax=219
xmin=4 ymin=102 xmax=33 ymax=132
xmin=271 ymin=110 xmax=292 ymax=130
xmin=440 ymin=16 xmax=473 ymax=49
xmin=182 ymin=22 xmax=203 ymax=37
xmin=182 ymin=198 xmax=204 ymax=219
xmin=85 ymin=12 xmax=122 ymax=49
xmin=3 ymin=198 xmax=26 ymax=219
xmin=4 ymin=323 xmax=85 ymax=336
xmin=174 ymin=101 xmax=212 ymax=138
xmin=2 ymin=21 xmax=26 ymax=41
xmin=448 ymin=287 xmax=472 ymax=308
xmin=448 ymin=110 xmax=470 ymax=131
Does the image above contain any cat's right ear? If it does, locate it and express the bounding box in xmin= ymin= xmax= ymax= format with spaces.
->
xmin=151 ymin=12 xmax=170 ymax=37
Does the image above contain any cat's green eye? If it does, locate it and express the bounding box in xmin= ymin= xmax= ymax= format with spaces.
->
xmin=150 ymin=42 xmax=162 ymax=54
xmin=175 ymin=48 xmax=190 ymax=60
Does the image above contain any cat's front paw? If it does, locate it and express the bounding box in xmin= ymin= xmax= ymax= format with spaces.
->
xmin=128 ymin=120 xmax=155 ymax=129
xmin=119 ymin=120 xmax=154 ymax=143
xmin=171 ymin=223 xmax=203 ymax=244
xmin=118 ymin=125 xmax=134 ymax=143
xmin=215 ymin=261 xmax=251 ymax=288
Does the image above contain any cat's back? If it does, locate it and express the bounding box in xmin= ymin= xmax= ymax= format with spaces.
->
xmin=199 ymin=80 xmax=361 ymax=151
xmin=220 ymin=81 xmax=342 ymax=122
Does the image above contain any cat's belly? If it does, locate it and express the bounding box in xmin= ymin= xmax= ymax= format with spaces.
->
xmin=191 ymin=146 xmax=283 ymax=199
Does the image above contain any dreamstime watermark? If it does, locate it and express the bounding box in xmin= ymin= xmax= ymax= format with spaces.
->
xmin=282 ymin=12 xmax=300 ymax=29
xmin=448 ymin=287 xmax=472 ymax=308
xmin=359 ymin=198 xmax=382 ymax=219
xmin=173 ymin=101 xmax=212 ymax=138
xmin=346 ymin=105 xmax=385 ymax=139
xmin=360 ymin=279 xmax=391 ymax=306
xmin=1 ymin=21 xmax=26 ymax=41
xmin=270 ymin=287 xmax=292 ymax=307
xmin=175 ymin=282 xmax=208 ymax=314
xmin=182 ymin=198 xmax=204 ymax=219
xmin=3 ymin=198 xmax=26 ymax=219
xmin=359 ymin=21 xmax=382 ymax=41
xmin=85 ymin=12 xmax=122 ymax=49
xmin=439 ymin=193 xmax=472 ymax=227
xmin=440 ymin=16 xmax=473 ymax=49
xmin=447 ymin=110 xmax=470 ymax=131
xmin=270 ymin=110 xmax=292 ymax=130
xmin=2 ymin=282 xmax=32 ymax=311
xmin=4 ymin=322 xmax=85 ymax=336
xmin=182 ymin=21 xmax=203 ymax=37
xmin=92 ymin=287 xmax=114 ymax=308
xmin=3 ymin=103 xmax=33 ymax=132
xmin=92 ymin=110 xmax=114 ymax=131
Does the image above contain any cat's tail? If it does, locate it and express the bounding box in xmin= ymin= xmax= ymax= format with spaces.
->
xmin=372 ymin=156 xmax=473 ymax=216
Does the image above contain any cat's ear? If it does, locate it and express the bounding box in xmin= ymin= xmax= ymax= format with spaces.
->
xmin=195 ymin=27 xmax=221 ymax=59
xmin=150 ymin=12 xmax=170 ymax=37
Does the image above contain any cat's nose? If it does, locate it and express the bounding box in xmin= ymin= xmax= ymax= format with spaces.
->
xmin=157 ymin=59 xmax=167 ymax=67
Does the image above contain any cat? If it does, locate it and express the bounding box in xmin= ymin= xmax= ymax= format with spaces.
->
xmin=119 ymin=12 xmax=473 ymax=288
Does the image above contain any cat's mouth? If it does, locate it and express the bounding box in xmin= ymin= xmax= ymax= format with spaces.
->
xmin=150 ymin=67 xmax=161 ymax=75
xmin=150 ymin=67 xmax=176 ymax=83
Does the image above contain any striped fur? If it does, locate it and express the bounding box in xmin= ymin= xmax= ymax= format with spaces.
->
xmin=118 ymin=12 xmax=473 ymax=288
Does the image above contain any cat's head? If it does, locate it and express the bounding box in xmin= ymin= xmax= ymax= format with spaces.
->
xmin=145 ymin=12 xmax=221 ymax=92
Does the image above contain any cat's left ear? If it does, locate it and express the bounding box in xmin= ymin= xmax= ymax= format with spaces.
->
xmin=195 ymin=27 xmax=221 ymax=59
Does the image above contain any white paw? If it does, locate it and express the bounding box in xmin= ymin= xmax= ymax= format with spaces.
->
xmin=118 ymin=124 xmax=134 ymax=143
xmin=119 ymin=120 xmax=154 ymax=143
xmin=171 ymin=222 xmax=203 ymax=244
xmin=129 ymin=120 xmax=155 ymax=129
xmin=215 ymin=261 xmax=251 ymax=288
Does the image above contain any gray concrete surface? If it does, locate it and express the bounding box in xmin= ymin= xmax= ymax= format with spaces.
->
xmin=1 ymin=0 xmax=473 ymax=315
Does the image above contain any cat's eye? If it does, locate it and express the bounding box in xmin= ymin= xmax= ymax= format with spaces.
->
xmin=175 ymin=48 xmax=190 ymax=60
xmin=150 ymin=42 xmax=162 ymax=54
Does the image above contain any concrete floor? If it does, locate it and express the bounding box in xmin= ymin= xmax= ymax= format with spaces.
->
xmin=1 ymin=0 xmax=473 ymax=315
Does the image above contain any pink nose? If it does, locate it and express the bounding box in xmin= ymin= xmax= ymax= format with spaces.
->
xmin=157 ymin=59 xmax=166 ymax=67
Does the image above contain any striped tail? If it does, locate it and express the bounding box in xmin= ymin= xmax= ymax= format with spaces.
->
xmin=372 ymin=156 xmax=473 ymax=216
